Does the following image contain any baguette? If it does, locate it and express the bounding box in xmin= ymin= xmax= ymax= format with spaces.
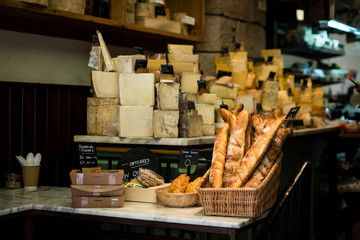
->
xmin=209 ymin=123 xmax=230 ymax=188
xmin=244 ymin=127 xmax=292 ymax=188
xmin=233 ymin=103 xmax=244 ymax=116
xmin=222 ymin=110 xmax=252 ymax=187
xmin=227 ymin=117 xmax=283 ymax=188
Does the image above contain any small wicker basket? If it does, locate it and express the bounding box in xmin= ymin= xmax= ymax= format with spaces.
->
xmin=155 ymin=186 xmax=199 ymax=208
xmin=197 ymin=152 xmax=282 ymax=218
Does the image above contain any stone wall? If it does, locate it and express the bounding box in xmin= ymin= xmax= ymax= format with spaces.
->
xmin=196 ymin=0 xmax=267 ymax=76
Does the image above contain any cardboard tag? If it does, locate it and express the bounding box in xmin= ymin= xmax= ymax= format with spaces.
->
xmin=78 ymin=144 xmax=97 ymax=169
xmin=161 ymin=64 xmax=174 ymax=75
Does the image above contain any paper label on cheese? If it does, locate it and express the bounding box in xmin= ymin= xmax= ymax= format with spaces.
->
xmin=119 ymin=73 xmax=155 ymax=106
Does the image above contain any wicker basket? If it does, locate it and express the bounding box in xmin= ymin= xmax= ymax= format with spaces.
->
xmin=197 ymin=152 xmax=282 ymax=218
xmin=155 ymin=186 xmax=199 ymax=208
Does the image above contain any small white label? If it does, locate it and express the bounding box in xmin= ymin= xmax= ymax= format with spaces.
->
xmin=150 ymin=0 xmax=164 ymax=5
xmin=181 ymin=15 xmax=195 ymax=26
xmin=76 ymin=173 xmax=84 ymax=185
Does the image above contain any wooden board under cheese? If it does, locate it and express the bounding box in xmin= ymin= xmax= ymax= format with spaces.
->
xmin=119 ymin=73 xmax=155 ymax=106
xmin=158 ymin=81 xmax=180 ymax=110
xmin=118 ymin=106 xmax=153 ymax=137
xmin=153 ymin=110 xmax=179 ymax=138
xmin=92 ymin=71 xmax=119 ymax=98
xmin=181 ymin=72 xmax=201 ymax=93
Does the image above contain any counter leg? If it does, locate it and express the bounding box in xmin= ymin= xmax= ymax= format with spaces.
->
xmin=25 ymin=214 xmax=33 ymax=240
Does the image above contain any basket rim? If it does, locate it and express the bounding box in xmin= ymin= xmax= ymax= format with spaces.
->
xmin=155 ymin=186 xmax=199 ymax=196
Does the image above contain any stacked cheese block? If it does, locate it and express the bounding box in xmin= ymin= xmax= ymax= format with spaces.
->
xmin=70 ymin=168 xmax=125 ymax=208
xmin=168 ymin=44 xmax=215 ymax=137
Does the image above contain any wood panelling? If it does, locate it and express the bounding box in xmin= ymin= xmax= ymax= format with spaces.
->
xmin=0 ymin=82 xmax=90 ymax=187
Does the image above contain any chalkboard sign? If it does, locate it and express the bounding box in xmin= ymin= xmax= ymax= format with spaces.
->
xmin=78 ymin=144 xmax=97 ymax=169
xmin=133 ymin=46 xmax=144 ymax=55
xmin=116 ymin=147 xmax=160 ymax=182
xmin=134 ymin=59 xmax=148 ymax=71
xmin=285 ymin=107 xmax=300 ymax=120
xmin=161 ymin=64 xmax=174 ymax=75
xmin=180 ymin=149 xmax=199 ymax=176
xmin=217 ymin=70 xmax=232 ymax=79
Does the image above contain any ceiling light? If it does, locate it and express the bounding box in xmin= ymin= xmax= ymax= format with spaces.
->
xmin=319 ymin=19 xmax=360 ymax=35
xmin=296 ymin=9 xmax=304 ymax=21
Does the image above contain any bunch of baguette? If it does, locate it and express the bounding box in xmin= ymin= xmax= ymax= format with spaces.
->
xmin=209 ymin=103 xmax=293 ymax=188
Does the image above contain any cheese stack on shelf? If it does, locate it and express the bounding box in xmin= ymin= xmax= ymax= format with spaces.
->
xmin=196 ymin=93 xmax=216 ymax=136
xmin=154 ymin=75 xmax=180 ymax=138
xmin=118 ymin=71 xmax=155 ymax=138
xmin=167 ymin=44 xmax=199 ymax=74
xmin=70 ymin=168 xmax=125 ymax=208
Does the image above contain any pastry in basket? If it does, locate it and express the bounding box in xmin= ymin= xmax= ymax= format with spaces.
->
xmin=185 ymin=177 xmax=203 ymax=193
xmin=168 ymin=174 xmax=190 ymax=193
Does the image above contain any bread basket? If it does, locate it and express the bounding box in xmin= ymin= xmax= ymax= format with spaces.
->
xmin=155 ymin=186 xmax=199 ymax=208
xmin=197 ymin=152 xmax=282 ymax=218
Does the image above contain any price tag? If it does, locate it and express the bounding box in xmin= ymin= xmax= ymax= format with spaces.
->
xmin=133 ymin=46 xmax=144 ymax=55
xmin=180 ymin=149 xmax=199 ymax=176
xmin=161 ymin=64 xmax=174 ymax=75
xmin=181 ymin=15 xmax=196 ymax=26
xmin=197 ymin=80 xmax=207 ymax=91
xmin=134 ymin=59 xmax=148 ymax=71
xmin=78 ymin=144 xmax=97 ymax=169
xmin=285 ymin=107 xmax=301 ymax=127
xmin=187 ymin=100 xmax=195 ymax=111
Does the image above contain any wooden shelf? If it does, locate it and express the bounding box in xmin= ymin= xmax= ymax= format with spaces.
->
xmin=0 ymin=0 xmax=204 ymax=51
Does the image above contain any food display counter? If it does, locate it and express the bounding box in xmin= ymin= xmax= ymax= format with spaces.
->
xmin=0 ymin=186 xmax=266 ymax=240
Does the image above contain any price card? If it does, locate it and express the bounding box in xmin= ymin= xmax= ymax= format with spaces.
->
xmin=133 ymin=46 xmax=144 ymax=55
xmin=180 ymin=149 xmax=199 ymax=176
xmin=161 ymin=64 xmax=174 ymax=75
xmin=284 ymin=107 xmax=301 ymax=127
xmin=134 ymin=59 xmax=148 ymax=71
xmin=78 ymin=144 xmax=97 ymax=169
xmin=181 ymin=15 xmax=196 ymax=26
xmin=217 ymin=70 xmax=232 ymax=79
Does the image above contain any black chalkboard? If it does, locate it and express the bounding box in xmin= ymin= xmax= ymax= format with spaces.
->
xmin=134 ymin=59 xmax=148 ymax=71
xmin=78 ymin=144 xmax=97 ymax=169
xmin=180 ymin=149 xmax=199 ymax=176
xmin=116 ymin=147 xmax=160 ymax=182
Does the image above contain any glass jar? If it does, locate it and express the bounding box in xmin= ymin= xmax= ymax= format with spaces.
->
xmin=4 ymin=172 xmax=22 ymax=189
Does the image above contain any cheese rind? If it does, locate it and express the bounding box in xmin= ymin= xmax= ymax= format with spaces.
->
xmin=167 ymin=54 xmax=199 ymax=63
xmin=209 ymin=84 xmax=238 ymax=99
xmin=92 ymin=71 xmax=119 ymax=99
xmin=153 ymin=110 xmax=179 ymax=138
xmin=119 ymin=73 xmax=155 ymax=106
xmin=197 ymin=93 xmax=217 ymax=104
xmin=178 ymin=112 xmax=203 ymax=137
xmin=202 ymin=124 xmax=215 ymax=136
xmin=167 ymin=44 xmax=194 ymax=54
xmin=117 ymin=55 xmax=133 ymax=73
xmin=195 ymin=103 xmax=215 ymax=124
xmin=171 ymin=62 xmax=198 ymax=73
xmin=118 ymin=106 xmax=153 ymax=137
xmin=181 ymin=72 xmax=201 ymax=93
xmin=158 ymin=82 xmax=180 ymax=110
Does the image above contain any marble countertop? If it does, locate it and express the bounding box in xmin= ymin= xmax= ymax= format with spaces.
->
xmin=74 ymin=124 xmax=340 ymax=145
xmin=0 ymin=186 xmax=263 ymax=229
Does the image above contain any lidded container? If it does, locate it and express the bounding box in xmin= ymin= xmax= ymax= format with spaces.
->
xmin=4 ymin=172 xmax=22 ymax=189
